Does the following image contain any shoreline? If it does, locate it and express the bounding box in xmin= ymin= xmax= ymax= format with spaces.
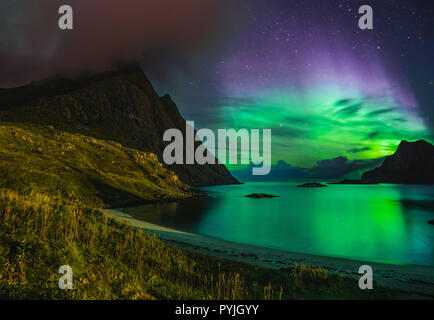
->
xmin=103 ymin=208 xmax=434 ymax=297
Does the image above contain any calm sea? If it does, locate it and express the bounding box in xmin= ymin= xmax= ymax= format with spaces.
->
xmin=125 ymin=182 xmax=434 ymax=266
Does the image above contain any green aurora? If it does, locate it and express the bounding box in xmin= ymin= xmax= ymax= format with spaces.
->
xmin=205 ymin=86 xmax=431 ymax=171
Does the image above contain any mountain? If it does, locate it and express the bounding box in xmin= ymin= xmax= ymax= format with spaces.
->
xmin=0 ymin=122 xmax=198 ymax=207
xmin=362 ymin=140 xmax=434 ymax=184
xmin=231 ymin=157 xmax=383 ymax=182
xmin=0 ymin=65 xmax=238 ymax=186
xmin=231 ymin=160 xmax=307 ymax=182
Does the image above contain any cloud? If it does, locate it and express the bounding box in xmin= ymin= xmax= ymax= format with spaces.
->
xmin=334 ymin=98 xmax=353 ymax=107
xmin=348 ymin=147 xmax=371 ymax=153
xmin=284 ymin=116 xmax=308 ymax=125
xmin=334 ymin=103 xmax=363 ymax=118
xmin=0 ymin=0 xmax=238 ymax=87
xmin=364 ymin=131 xmax=379 ymax=140
xmin=366 ymin=107 xmax=397 ymax=118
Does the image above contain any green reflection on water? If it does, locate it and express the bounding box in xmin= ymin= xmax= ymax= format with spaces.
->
xmin=125 ymin=182 xmax=434 ymax=266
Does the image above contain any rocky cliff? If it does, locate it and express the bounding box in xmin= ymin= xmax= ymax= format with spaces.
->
xmin=0 ymin=65 xmax=238 ymax=186
xmin=362 ymin=140 xmax=434 ymax=184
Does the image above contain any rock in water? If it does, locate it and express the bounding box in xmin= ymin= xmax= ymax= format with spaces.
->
xmin=245 ymin=193 xmax=279 ymax=198
xmin=297 ymin=182 xmax=327 ymax=187
xmin=362 ymin=140 xmax=434 ymax=184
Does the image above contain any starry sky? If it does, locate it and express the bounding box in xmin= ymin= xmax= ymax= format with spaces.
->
xmin=144 ymin=0 xmax=434 ymax=171
xmin=0 ymin=0 xmax=433 ymax=175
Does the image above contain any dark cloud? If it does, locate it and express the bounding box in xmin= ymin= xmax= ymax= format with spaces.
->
xmin=334 ymin=99 xmax=353 ymax=107
xmin=272 ymin=126 xmax=307 ymax=138
xmin=284 ymin=116 xmax=308 ymax=125
xmin=364 ymin=131 xmax=379 ymax=140
xmin=0 ymin=0 xmax=239 ymax=87
xmin=366 ymin=107 xmax=397 ymax=118
xmin=348 ymin=147 xmax=371 ymax=153
xmin=334 ymin=103 xmax=363 ymax=118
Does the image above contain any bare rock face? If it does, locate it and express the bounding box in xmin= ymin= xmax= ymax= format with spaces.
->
xmin=0 ymin=64 xmax=238 ymax=186
xmin=362 ymin=140 xmax=434 ymax=184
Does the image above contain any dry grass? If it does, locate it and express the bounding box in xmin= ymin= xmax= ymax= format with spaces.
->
xmin=0 ymin=189 xmax=394 ymax=299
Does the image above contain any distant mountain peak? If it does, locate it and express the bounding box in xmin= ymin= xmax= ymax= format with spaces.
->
xmin=396 ymin=139 xmax=432 ymax=152
xmin=275 ymin=160 xmax=293 ymax=169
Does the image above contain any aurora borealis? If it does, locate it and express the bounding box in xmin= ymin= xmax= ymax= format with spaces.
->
xmin=145 ymin=0 xmax=434 ymax=174
xmin=1 ymin=0 xmax=433 ymax=177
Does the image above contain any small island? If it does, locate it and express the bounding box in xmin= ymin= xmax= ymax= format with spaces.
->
xmin=297 ymin=182 xmax=327 ymax=188
xmin=328 ymin=179 xmax=379 ymax=185
xmin=245 ymin=193 xmax=279 ymax=198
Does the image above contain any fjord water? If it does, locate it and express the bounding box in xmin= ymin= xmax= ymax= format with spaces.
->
xmin=127 ymin=182 xmax=434 ymax=266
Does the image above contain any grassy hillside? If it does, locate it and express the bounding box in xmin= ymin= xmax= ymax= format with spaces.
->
xmin=0 ymin=122 xmax=196 ymax=208
xmin=0 ymin=68 xmax=239 ymax=186
xmin=0 ymin=122 xmax=396 ymax=299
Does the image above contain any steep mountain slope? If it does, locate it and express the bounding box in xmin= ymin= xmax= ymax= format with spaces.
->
xmin=362 ymin=140 xmax=434 ymax=184
xmin=0 ymin=66 xmax=238 ymax=186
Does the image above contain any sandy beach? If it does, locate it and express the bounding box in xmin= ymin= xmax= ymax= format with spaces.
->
xmin=103 ymin=208 xmax=434 ymax=298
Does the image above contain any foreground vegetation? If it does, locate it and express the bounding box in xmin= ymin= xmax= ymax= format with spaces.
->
xmin=0 ymin=122 xmax=396 ymax=299
xmin=0 ymin=190 xmax=396 ymax=299
xmin=0 ymin=122 xmax=196 ymax=207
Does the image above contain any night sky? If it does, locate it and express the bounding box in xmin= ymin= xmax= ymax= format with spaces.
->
xmin=144 ymin=0 xmax=434 ymax=170
xmin=1 ymin=0 xmax=433 ymax=173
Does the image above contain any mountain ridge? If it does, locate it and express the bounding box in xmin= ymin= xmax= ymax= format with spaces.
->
xmin=0 ymin=66 xmax=238 ymax=186
xmin=362 ymin=139 xmax=434 ymax=184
